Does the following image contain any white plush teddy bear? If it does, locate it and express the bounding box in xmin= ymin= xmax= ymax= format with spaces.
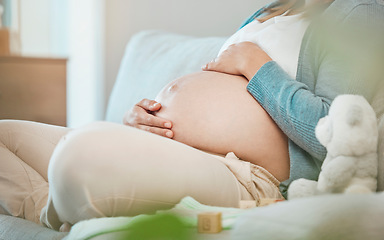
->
xmin=288 ymin=94 xmax=378 ymax=199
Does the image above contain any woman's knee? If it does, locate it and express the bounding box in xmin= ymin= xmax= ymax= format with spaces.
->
xmin=48 ymin=122 xmax=107 ymax=182
xmin=47 ymin=123 xmax=110 ymax=222
xmin=47 ymin=122 xmax=151 ymax=222
xmin=48 ymin=121 xmax=151 ymax=202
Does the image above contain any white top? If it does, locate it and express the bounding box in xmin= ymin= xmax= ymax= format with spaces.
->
xmin=218 ymin=13 xmax=309 ymax=78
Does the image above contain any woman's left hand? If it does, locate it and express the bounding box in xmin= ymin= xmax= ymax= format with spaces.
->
xmin=202 ymin=41 xmax=272 ymax=81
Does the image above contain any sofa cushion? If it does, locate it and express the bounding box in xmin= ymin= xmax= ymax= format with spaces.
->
xmin=0 ymin=214 xmax=67 ymax=240
xmin=105 ymin=30 xmax=226 ymax=123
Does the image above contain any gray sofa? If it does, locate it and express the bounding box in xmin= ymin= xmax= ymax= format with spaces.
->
xmin=1 ymin=30 xmax=383 ymax=240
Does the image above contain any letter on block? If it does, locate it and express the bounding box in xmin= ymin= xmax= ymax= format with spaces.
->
xmin=197 ymin=212 xmax=222 ymax=233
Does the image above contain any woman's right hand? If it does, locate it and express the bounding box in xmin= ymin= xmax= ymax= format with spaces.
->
xmin=123 ymin=99 xmax=174 ymax=138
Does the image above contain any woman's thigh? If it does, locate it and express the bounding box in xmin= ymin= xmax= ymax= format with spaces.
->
xmin=0 ymin=120 xmax=70 ymax=223
xmin=47 ymin=121 xmax=243 ymax=226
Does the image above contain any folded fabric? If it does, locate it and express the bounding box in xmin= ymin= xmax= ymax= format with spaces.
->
xmin=232 ymin=192 xmax=384 ymax=240
xmin=64 ymin=196 xmax=246 ymax=240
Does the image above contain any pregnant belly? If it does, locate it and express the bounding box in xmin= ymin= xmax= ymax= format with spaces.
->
xmin=155 ymin=71 xmax=289 ymax=181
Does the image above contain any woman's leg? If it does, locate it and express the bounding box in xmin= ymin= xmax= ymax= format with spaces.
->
xmin=0 ymin=120 xmax=70 ymax=223
xmin=43 ymin=121 xmax=248 ymax=229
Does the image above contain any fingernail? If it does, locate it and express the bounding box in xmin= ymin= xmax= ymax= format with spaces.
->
xmin=201 ymin=64 xmax=207 ymax=70
xmin=164 ymin=122 xmax=171 ymax=128
xmin=166 ymin=131 xmax=173 ymax=138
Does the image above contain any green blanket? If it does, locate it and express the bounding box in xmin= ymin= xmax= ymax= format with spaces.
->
xmin=64 ymin=196 xmax=246 ymax=240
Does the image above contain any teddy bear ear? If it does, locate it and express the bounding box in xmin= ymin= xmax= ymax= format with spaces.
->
xmin=346 ymin=104 xmax=363 ymax=126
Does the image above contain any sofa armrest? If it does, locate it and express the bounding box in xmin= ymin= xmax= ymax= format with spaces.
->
xmin=105 ymin=30 xmax=226 ymax=123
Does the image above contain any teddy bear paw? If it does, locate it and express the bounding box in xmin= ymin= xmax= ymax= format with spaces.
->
xmin=288 ymin=178 xmax=318 ymax=199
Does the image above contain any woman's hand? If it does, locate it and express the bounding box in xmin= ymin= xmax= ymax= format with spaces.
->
xmin=123 ymin=99 xmax=174 ymax=138
xmin=202 ymin=41 xmax=272 ymax=81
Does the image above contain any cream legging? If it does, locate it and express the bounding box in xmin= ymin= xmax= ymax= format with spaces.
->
xmin=0 ymin=120 xmax=283 ymax=230
xmin=0 ymin=120 xmax=70 ymax=224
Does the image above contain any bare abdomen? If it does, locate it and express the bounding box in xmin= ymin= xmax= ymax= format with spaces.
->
xmin=155 ymin=71 xmax=289 ymax=181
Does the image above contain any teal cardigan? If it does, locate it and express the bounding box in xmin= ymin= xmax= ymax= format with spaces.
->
xmin=244 ymin=0 xmax=384 ymax=198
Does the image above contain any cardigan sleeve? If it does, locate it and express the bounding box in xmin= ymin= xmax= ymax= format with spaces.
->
xmin=247 ymin=61 xmax=329 ymax=161
xmin=246 ymin=4 xmax=384 ymax=162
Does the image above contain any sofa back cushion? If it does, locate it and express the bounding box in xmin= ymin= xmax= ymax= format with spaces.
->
xmin=105 ymin=30 xmax=226 ymax=123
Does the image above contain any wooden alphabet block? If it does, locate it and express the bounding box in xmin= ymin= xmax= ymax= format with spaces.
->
xmin=258 ymin=198 xmax=285 ymax=207
xmin=197 ymin=212 xmax=222 ymax=233
xmin=239 ymin=200 xmax=257 ymax=209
